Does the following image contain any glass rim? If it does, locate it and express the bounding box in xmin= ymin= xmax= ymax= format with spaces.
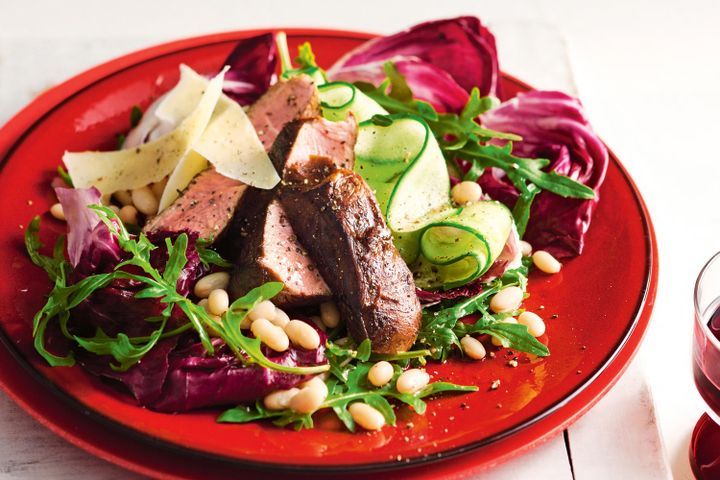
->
xmin=694 ymin=250 xmax=720 ymax=350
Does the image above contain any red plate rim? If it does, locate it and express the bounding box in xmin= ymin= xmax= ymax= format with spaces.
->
xmin=0 ymin=27 xmax=658 ymax=475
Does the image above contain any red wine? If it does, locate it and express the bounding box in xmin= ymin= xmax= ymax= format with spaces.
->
xmin=691 ymin=305 xmax=720 ymax=478
xmin=694 ymin=307 xmax=720 ymax=417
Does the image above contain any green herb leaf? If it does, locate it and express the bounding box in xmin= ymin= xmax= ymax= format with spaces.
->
xmin=56 ymin=166 xmax=73 ymax=187
xmin=130 ymin=105 xmax=143 ymax=128
xmin=74 ymin=319 xmax=166 ymax=371
xmin=196 ymin=239 xmax=232 ymax=268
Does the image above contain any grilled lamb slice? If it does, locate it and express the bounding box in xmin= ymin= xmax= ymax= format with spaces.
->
xmin=229 ymin=194 xmax=330 ymax=306
xmin=144 ymin=76 xmax=320 ymax=240
xmin=143 ymin=169 xmax=248 ymax=241
xmin=228 ymin=116 xmax=357 ymax=306
xmin=280 ymin=169 xmax=421 ymax=353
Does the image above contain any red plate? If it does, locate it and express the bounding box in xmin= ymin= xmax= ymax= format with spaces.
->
xmin=0 ymin=29 xmax=657 ymax=477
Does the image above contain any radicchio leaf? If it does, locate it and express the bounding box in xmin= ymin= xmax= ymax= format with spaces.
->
xmin=222 ymin=32 xmax=277 ymax=105
xmin=328 ymin=16 xmax=501 ymax=111
xmin=480 ymin=91 xmax=609 ymax=258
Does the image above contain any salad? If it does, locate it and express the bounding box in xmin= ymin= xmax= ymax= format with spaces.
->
xmin=24 ymin=17 xmax=607 ymax=432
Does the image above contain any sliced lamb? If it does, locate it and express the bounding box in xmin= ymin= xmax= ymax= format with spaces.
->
xmin=144 ymin=76 xmax=319 ymax=240
xmin=228 ymin=116 xmax=357 ymax=306
xmin=279 ymin=168 xmax=421 ymax=354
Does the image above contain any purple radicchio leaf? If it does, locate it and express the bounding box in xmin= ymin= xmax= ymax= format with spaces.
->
xmin=327 ymin=16 xmax=501 ymax=112
xmin=222 ymin=32 xmax=278 ymax=105
xmin=480 ymin=90 xmax=609 ymax=258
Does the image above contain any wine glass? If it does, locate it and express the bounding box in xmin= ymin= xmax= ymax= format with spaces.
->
xmin=691 ymin=251 xmax=720 ymax=478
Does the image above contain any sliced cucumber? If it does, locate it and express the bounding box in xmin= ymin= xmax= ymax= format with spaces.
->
xmin=318 ymin=82 xmax=388 ymax=122
xmin=412 ymin=202 xmax=514 ymax=290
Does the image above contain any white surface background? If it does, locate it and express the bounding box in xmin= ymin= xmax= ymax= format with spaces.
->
xmin=1 ymin=0 xmax=718 ymax=478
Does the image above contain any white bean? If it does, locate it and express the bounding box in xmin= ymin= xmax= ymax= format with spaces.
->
xmin=270 ymin=308 xmax=290 ymax=328
xmin=150 ymin=178 xmax=168 ymax=199
xmin=461 ymin=335 xmax=487 ymax=360
xmin=396 ymin=369 xmax=430 ymax=394
xmin=532 ymin=250 xmax=562 ymax=274
xmin=519 ymin=240 xmax=533 ymax=257
xmin=118 ymin=205 xmax=138 ymax=225
xmin=113 ymin=190 xmax=133 ymax=206
xmin=319 ymin=302 xmax=341 ymax=328
xmin=49 ymin=203 xmax=65 ymax=221
xmin=197 ymin=298 xmax=209 ymax=310
xmin=194 ymin=272 xmax=230 ymax=298
xmin=301 ymin=376 xmax=329 ymax=395
xmin=207 ymin=289 xmax=229 ymax=316
xmin=290 ymin=377 xmax=328 ymax=413
xmin=131 ymin=186 xmax=159 ymax=216
xmin=248 ymin=300 xmax=276 ymax=322
xmin=368 ymin=361 xmax=394 ymax=387
xmin=451 ymin=181 xmax=482 ymax=205
xmin=109 ymin=205 xmax=121 ymax=215
xmin=518 ymin=311 xmax=546 ymax=337
xmin=263 ymin=388 xmax=300 ymax=411
xmin=489 ymin=286 xmax=524 ymax=313
xmin=348 ymin=403 xmax=386 ymax=431
xmin=251 ymin=318 xmax=289 ymax=352
xmin=284 ymin=320 xmax=321 ymax=350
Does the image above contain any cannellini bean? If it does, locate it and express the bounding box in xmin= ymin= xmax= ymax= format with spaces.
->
xmin=301 ymin=376 xmax=329 ymax=395
xmin=113 ymin=190 xmax=133 ymax=206
xmin=264 ymin=388 xmax=300 ymax=411
xmin=270 ymin=308 xmax=290 ymax=328
xmin=198 ymin=298 xmax=209 ymax=310
xmin=461 ymin=335 xmax=487 ymax=360
xmin=309 ymin=315 xmax=326 ymax=332
xmin=368 ymin=361 xmax=394 ymax=387
xmin=319 ymin=302 xmax=341 ymax=328
xmin=348 ymin=403 xmax=386 ymax=431
xmin=532 ymin=250 xmax=562 ymax=274
xmin=284 ymin=320 xmax=321 ymax=350
xmin=451 ymin=181 xmax=482 ymax=205
xmin=489 ymin=286 xmax=524 ymax=313
xmin=396 ymin=369 xmax=430 ymax=394
xmin=150 ymin=178 xmax=168 ymax=199
xmin=518 ymin=311 xmax=546 ymax=337
xmin=118 ymin=205 xmax=138 ymax=225
xmin=109 ymin=205 xmax=121 ymax=215
xmin=131 ymin=186 xmax=159 ymax=216
xmin=251 ymin=318 xmax=289 ymax=352
xmin=207 ymin=289 xmax=229 ymax=316
xmin=194 ymin=272 xmax=230 ymax=298
xmin=519 ymin=240 xmax=533 ymax=257
xmin=290 ymin=377 xmax=328 ymax=413
xmin=49 ymin=203 xmax=65 ymax=221
xmin=248 ymin=300 xmax=276 ymax=322
xmin=238 ymin=315 xmax=252 ymax=330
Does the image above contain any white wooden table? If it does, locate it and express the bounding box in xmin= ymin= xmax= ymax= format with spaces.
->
xmin=2 ymin=0 xmax=714 ymax=477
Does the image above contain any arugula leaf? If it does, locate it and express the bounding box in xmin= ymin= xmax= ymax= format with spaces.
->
xmin=276 ymin=34 xmax=327 ymax=83
xmin=56 ymin=166 xmax=73 ymax=187
xmin=416 ymin=267 xmax=545 ymax=359
xmin=460 ymin=320 xmax=549 ymax=357
xmin=196 ymin=239 xmax=232 ymax=268
xmin=130 ymin=105 xmax=143 ymax=128
xmin=25 ymin=216 xmax=66 ymax=283
xmin=74 ymin=319 xmax=166 ymax=371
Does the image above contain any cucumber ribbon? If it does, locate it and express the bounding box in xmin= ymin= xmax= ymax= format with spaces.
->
xmin=319 ymin=82 xmax=514 ymax=290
